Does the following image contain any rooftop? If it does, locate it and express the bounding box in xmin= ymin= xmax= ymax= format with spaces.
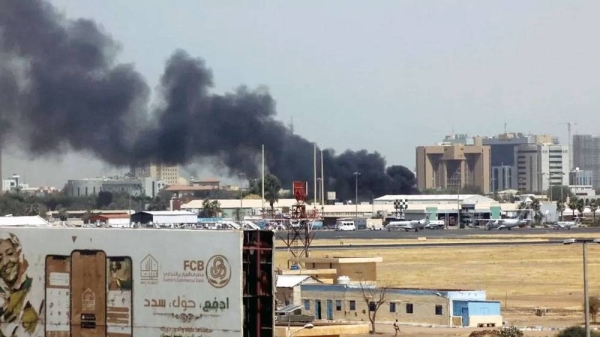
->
xmin=165 ymin=185 xmax=219 ymax=192
xmin=0 ymin=216 xmax=48 ymax=226
xmin=134 ymin=211 xmax=197 ymax=216
xmin=292 ymin=257 xmax=383 ymax=264
xmin=276 ymin=275 xmax=322 ymax=288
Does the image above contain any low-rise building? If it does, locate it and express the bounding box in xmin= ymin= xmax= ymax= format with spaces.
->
xmin=65 ymin=177 xmax=165 ymax=198
xmin=130 ymin=210 xmax=198 ymax=225
xmin=300 ymin=284 xmax=502 ymax=327
xmin=281 ymin=257 xmax=382 ymax=285
xmin=276 ymin=275 xmax=322 ymax=307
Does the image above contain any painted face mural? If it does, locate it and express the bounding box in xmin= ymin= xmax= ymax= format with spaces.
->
xmin=0 ymin=233 xmax=43 ymax=336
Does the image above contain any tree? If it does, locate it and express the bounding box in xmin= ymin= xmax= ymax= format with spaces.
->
xmin=498 ymin=326 xmax=524 ymax=337
xmin=590 ymin=199 xmax=598 ymax=224
xmin=96 ymin=191 xmax=113 ymax=209
xmin=248 ymin=174 xmax=282 ymax=213
xmin=557 ymin=325 xmax=600 ymax=337
xmin=577 ymin=198 xmax=585 ymax=219
xmin=568 ymin=197 xmax=578 ymax=218
xmin=358 ymin=280 xmax=388 ymax=334
xmin=57 ymin=208 xmax=68 ymax=221
xmin=557 ymin=201 xmax=566 ymax=221
xmin=589 ymin=296 xmax=600 ymax=323
xmin=200 ymin=198 xmax=221 ymax=218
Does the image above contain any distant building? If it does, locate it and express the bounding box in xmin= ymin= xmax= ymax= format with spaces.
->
xmin=478 ymin=133 xmax=555 ymax=191
xmin=131 ymin=163 xmax=180 ymax=185
xmin=2 ymin=174 xmax=28 ymax=192
xmin=416 ymin=140 xmax=491 ymax=194
xmin=65 ymin=177 xmax=165 ymax=198
xmin=514 ymin=143 xmax=568 ymax=192
xmin=573 ymin=135 xmax=600 ymax=188
xmin=569 ymin=185 xmax=595 ymax=199
xmin=570 ymin=168 xmax=593 ymax=186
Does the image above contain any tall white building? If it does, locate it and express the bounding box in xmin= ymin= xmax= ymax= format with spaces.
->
xmin=514 ymin=144 xmax=569 ymax=192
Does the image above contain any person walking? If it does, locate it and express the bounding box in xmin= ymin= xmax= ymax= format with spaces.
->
xmin=393 ymin=319 xmax=400 ymax=336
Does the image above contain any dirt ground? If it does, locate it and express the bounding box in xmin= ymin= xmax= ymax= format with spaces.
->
xmin=275 ymin=237 xmax=600 ymax=336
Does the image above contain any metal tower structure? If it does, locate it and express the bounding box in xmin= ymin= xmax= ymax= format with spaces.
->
xmin=276 ymin=181 xmax=318 ymax=267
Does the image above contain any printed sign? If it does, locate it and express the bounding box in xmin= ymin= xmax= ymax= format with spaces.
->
xmin=207 ymin=255 xmax=231 ymax=289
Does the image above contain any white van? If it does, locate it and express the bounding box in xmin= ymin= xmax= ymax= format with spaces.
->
xmin=335 ymin=220 xmax=356 ymax=231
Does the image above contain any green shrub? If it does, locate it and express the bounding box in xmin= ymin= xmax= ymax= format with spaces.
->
xmin=499 ymin=326 xmax=524 ymax=337
xmin=557 ymin=326 xmax=600 ymax=337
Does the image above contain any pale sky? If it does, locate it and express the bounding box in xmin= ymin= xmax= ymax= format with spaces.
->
xmin=4 ymin=0 xmax=600 ymax=187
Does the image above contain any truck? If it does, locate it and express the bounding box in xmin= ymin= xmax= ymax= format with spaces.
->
xmin=0 ymin=226 xmax=274 ymax=337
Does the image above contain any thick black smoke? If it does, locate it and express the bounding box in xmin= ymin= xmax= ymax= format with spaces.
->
xmin=0 ymin=0 xmax=418 ymax=201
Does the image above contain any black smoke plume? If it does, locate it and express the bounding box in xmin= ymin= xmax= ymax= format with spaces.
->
xmin=0 ymin=0 xmax=418 ymax=201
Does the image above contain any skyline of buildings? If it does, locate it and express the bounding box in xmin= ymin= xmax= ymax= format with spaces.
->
xmin=5 ymin=130 xmax=600 ymax=197
xmin=416 ymin=132 xmax=571 ymax=194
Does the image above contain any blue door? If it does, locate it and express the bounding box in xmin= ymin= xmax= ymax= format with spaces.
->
xmin=315 ymin=300 xmax=322 ymax=320
xmin=326 ymin=300 xmax=333 ymax=320
xmin=461 ymin=307 xmax=469 ymax=327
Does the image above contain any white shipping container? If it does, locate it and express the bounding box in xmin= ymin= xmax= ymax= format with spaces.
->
xmin=0 ymin=227 xmax=245 ymax=337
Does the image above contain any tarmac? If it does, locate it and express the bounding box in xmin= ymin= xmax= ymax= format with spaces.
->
xmin=306 ymin=227 xmax=600 ymax=240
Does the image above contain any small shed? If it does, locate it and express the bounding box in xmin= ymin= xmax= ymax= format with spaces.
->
xmin=0 ymin=216 xmax=48 ymax=227
xmin=452 ymin=300 xmax=502 ymax=327
xmin=276 ymin=275 xmax=322 ymax=307
xmin=130 ymin=211 xmax=198 ymax=225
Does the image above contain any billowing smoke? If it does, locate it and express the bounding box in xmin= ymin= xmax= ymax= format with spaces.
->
xmin=0 ymin=0 xmax=418 ymax=201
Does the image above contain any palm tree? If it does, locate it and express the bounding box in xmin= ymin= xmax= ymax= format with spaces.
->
xmin=576 ymin=198 xmax=585 ymax=220
xmin=201 ymin=198 xmax=221 ymax=218
xmin=556 ymin=201 xmax=566 ymax=221
xmin=568 ymin=197 xmax=578 ymax=219
xmin=263 ymin=174 xmax=282 ymax=215
xmin=590 ymin=199 xmax=598 ymax=224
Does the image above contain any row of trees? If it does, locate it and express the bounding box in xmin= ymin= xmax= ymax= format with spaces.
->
xmin=0 ymin=189 xmax=173 ymax=218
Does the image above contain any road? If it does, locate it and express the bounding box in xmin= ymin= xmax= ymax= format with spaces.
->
xmin=301 ymin=227 xmax=600 ymax=240
xmin=274 ymin=240 xmax=564 ymax=251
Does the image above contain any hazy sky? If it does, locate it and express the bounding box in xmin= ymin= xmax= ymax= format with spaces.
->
xmin=4 ymin=0 xmax=600 ymax=187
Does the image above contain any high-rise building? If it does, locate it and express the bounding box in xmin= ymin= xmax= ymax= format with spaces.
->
xmin=478 ymin=133 xmax=555 ymax=191
xmin=131 ymin=163 xmax=180 ymax=185
xmin=416 ymin=140 xmax=491 ymax=194
xmin=569 ymin=168 xmax=593 ymax=186
xmin=573 ymin=135 xmax=600 ymax=188
xmin=514 ymin=144 xmax=568 ymax=192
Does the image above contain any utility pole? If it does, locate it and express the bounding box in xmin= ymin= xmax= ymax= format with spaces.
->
xmin=354 ymin=172 xmax=361 ymax=220
xmin=567 ymin=122 xmax=577 ymax=170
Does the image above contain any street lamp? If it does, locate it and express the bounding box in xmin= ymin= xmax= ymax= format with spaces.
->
xmin=551 ymin=172 xmax=566 ymax=221
xmin=563 ymin=238 xmax=600 ymax=337
xmin=289 ymin=323 xmax=314 ymax=337
xmin=239 ymin=173 xmax=246 ymax=221
xmin=354 ymin=172 xmax=361 ymax=220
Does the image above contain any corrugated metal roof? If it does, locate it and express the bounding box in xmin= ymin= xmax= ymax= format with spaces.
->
xmin=275 ymin=304 xmax=303 ymax=314
xmin=0 ymin=216 xmax=48 ymax=226
xmin=276 ymin=275 xmax=321 ymax=288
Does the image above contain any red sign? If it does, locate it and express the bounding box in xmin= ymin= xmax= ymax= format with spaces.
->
xmin=293 ymin=181 xmax=308 ymax=201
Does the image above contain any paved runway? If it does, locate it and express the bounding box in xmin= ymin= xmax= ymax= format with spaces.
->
xmin=274 ymin=240 xmax=563 ymax=251
xmin=279 ymin=227 xmax=600 ymax=240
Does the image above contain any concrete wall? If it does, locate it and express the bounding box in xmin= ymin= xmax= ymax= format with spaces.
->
xmin=301 ymin=286 xmax=450 ymax=326
xmin=276 ymin=287 xmax=294 ymax=307
xmin=453 ymin=300 xmax=502 ymax=327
